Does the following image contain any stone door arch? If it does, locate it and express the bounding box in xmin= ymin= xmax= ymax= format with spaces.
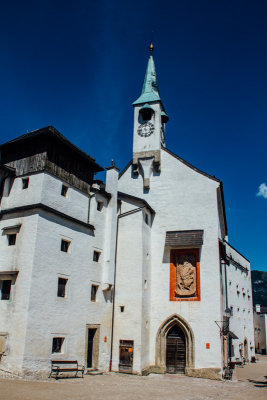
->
xmin=155 ymin=314 xmax=194 ymax=373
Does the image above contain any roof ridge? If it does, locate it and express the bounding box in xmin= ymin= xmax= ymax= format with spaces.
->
xmin=0 ymin=126 xmax=103 ymax=172
xmin=162 ymin=146 xmax=221 ymax=183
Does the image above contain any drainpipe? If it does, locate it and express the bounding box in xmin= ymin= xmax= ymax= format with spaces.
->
xmin=224 ymin=261 xmax=229 ymax=310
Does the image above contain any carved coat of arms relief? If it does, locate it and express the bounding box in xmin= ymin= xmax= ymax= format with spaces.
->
xmin=175 ymin=254 xmax=197 ymax=297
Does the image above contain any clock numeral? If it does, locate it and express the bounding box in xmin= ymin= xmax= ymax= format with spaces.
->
xmin=137 ymin=122 xmax=154 ymax=137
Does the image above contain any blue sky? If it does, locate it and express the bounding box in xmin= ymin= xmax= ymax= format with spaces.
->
xmin=0 ymin=0 xmax=266 ymax=271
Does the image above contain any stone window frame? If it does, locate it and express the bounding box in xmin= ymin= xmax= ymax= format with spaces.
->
xmin=2 ymin=224 xmax=21 ymax=247
xmin=61 ymin=184 xmax=69 ymax=198
xmin=7 ymin=233 xmax=16 ymax=246
xmin=0 ymin=333 xmax=8 ymax=359
xmin=93 ymin=250 xmax=101 ymax=263
xmin=61 ymin=239 xmax=71 ymax=253
xmin=57 ymin=277 xmax=68 ymax=298
xmin=52 ymin=337 xmax=65 ymax=354
xmin=0 ymin=280 xmax=12 ymax=300
xmin=169 ymin=248 xmax=201 ymax=302
xmin=22 ymin=177 xmax=29 ymax=189
xmin=96 ymin=200 xmax=104 ymax=212
xmin=91 ymin=284 xmax=99 ymax=302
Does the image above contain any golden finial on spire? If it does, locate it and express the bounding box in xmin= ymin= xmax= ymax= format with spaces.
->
xmin=149 ymin=43 xmax=154 ymax=55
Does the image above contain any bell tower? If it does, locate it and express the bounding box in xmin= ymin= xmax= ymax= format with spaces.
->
xmin=132 ymin=44 xmax=169 ymax=189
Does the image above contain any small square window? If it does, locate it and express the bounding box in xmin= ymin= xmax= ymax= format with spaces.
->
xmin=57 ymin=278 xmax=67 ymax=297
xmin=93 ymin=251 xmax=101 ymax=262
xmin=7 ymin=234 xmax=16 ymax=246
xmin=91 ymin=285 xmax=98 ymax=302
xmin=22 ymin=178 xmax=29 ymax=189
xmin=61 ymin=184 xmax=68 ymax=197
xmin=61 ymin=239 xmax=70 ymax=253
xmin=120 ymin=306 xmax=125 ymax=312
xmin=97 ymin=201 xmax=103 ymax=212
xmin=1 ymin=280 xmax=12 ymax=300
xmin=52 ymin=337 xmax=64 ymax=353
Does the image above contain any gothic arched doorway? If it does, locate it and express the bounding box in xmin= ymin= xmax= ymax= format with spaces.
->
xmin=155 ymin=314 xmax=194 ymax=374
xmin=166 ymin=325 xmax=186 ymax=373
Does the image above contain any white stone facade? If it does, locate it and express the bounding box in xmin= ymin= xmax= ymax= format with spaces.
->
xmin=254 ymin=308 xmax=267 ymax=355
xmin=0 ymin=52 xmax=255 ymax=379
xmin=0 ymin=165 xmax=118 ymax=377
xmin=224 ymin=242 xmax=255 ymax=363
xmin=115 ymin=148 xmax=224 ymax=377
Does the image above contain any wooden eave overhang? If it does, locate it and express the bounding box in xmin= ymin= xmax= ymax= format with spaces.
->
xmin=90 ymin=186 xmax=112 ymax=199
xmin=228 ymin=331 xmax=238 ymax=339
xmin=2 ymin=224 xmax=21 ymax=231
xmin=165 ymin=230 xmax=204 ymax=247
xmin=0 ymin=164 xmax=16 ymax=176
xmin=0 ymin=270 xmax=19 ymax=276
xmin=118 ymin=191 xmax=155 ymax=215
xmin=224 ymin=240 xmax=250 ymax=263
xmin=0 ymin=126 xmax=104 ymax=173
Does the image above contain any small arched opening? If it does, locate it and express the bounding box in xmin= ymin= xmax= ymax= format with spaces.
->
xmin=138 ymin=104 xmax=154 ymax=124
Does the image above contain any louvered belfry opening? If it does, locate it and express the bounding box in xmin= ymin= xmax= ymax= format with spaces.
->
xmin=166 ymin=325 xmax=186 ymax=374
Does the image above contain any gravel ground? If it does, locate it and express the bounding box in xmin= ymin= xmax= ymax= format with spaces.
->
xmin=0 ymin=356 xmax=266 ymax=400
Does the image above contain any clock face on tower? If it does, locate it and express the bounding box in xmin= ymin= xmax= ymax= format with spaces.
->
xmin=137 ymin=122 xmax=155 ymax=137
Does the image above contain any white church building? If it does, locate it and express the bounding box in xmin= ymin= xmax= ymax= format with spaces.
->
xmin=0 ymin=45 xmax=255 ymax=379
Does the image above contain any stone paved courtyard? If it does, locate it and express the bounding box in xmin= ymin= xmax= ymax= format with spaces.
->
xmin=0 ymin=356 xmax=266 ymax=400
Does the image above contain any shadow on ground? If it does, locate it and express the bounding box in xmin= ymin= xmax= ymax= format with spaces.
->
xmin=247 ymin=376 xmax=267 ymax=388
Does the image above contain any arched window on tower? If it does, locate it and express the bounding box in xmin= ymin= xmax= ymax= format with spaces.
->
xmin=139 ymin=104 xmax=154 ymax=124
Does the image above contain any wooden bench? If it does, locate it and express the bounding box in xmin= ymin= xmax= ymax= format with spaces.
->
xmin=50 ymin=360 xmax=85 ymax=379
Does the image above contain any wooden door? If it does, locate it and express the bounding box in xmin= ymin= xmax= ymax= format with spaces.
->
xmin=166 ymin=325 xmax=186 ymax=373
xmin=244 ymin=339 xmax=248 ymax=362
xmin=119 ymin=340 xmax=134 ymax=372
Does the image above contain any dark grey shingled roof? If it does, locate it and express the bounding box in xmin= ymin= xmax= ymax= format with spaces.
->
xmin=165 ymin=230 xmax=204 ymax=247
xmin=0 ymin=126 xmax=104 ymax=172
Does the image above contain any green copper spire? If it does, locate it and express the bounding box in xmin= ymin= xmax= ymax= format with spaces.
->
xmin=133 ymin=43 xmax=162 ymax=105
